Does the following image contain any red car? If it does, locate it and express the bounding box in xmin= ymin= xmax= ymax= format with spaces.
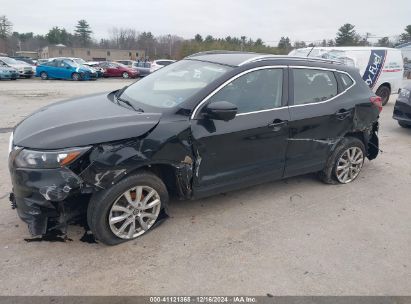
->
xmin=99 ymin=62 xmax=139 ymax=78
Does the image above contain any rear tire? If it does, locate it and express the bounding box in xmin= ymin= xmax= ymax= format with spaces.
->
xmin=87 ymin=171 xmax=169 ymax=245
xmin=376 ymin=85 xmax=391 ymax=106
xmin=398 ymin=121 xmax=411 ymax=128
xmin=319 ymin=137 xmax=366 ymax=184
xmin=40 ymin=72 xmax=48 ymax=80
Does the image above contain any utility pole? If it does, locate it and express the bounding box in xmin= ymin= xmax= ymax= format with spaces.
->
xmin=168 ymin=34 xmax=172 ymax=58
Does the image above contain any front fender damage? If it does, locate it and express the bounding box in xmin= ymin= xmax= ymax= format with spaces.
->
xmin=11 ymin=127 xmax=197 ymax=238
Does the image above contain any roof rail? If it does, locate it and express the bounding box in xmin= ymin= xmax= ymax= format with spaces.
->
xmin=186 ymin=50 xmax=255 ymax=58
xmin=239 ymin=55 xmax=345 ymax=66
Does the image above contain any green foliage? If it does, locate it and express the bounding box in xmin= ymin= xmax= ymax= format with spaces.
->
xmin=377 ymin=37 xmax=392 ymax=47
xmin=0 ymin=15 xmax=12 ymax=39
xmin=294 ymin=41 xmax=306 ymax=48
xmin=74 ymin=19 xmax=93 ymax=47
xmin=12 ymin=32 xmax=33 ymax=41
xmin=278 ymin=37 xmax=292 ymax=53
xmin=335 ymin=23 xmax=358 ymax=46
xmin=46 ymin=27 xmax=72 ymax=45
xmin=399 ymin=25 xmax=411 ymax=44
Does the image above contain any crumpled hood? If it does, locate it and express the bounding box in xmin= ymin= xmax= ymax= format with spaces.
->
xmin=13 ymin=92 xmax=161 ymax=149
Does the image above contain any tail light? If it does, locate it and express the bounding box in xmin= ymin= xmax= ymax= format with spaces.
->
xmin=370 ymin=96 xmax=382 ymax=113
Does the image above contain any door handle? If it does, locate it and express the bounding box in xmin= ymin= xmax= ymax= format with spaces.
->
xmin=335 ymin=109 xmax=352 ymax=120
xmin=268 ymin=119 xmax=287 ymax=131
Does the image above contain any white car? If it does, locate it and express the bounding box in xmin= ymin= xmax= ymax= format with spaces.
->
xmin=0 ymin=57 xmax=34 ymax=78
xmin=150 ymin=59 xmax=176 ymax=73
xmin=289 ymin=47 xmax=404 ymax=105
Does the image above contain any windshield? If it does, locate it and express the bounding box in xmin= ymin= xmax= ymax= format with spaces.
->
xmin=120 ymin=60 xmax=232 ymax=108
xmin=1 ymin=57 xmax=19 ymax=65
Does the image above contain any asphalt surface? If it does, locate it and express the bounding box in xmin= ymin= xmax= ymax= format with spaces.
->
xmin=0 ymin=78 xmax=410 ymax=295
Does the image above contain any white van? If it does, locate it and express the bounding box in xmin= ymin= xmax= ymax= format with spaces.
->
xmin=289 ymin=47 xmax=404 ymax=105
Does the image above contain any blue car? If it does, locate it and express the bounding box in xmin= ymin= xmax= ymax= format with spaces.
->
xmin=36 ymin=58 xmax=97 ymax=81
xmin=0 ymin=66 xmax=18 ymax=80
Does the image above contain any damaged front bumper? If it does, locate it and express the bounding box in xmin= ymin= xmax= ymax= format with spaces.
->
xmin=9 ymin=160 xmax=86 ymax=236
xmin=393 ymin=101 xmax=411 ymax=125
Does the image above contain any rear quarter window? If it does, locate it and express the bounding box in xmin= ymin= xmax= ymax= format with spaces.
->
xmin=337 ymin=73 xmax=354 ymax=90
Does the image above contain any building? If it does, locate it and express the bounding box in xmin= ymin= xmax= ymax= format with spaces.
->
xmin=15 ymin=51 xmax=39 ymax=59
xmin=396 ymin=42 xmax=411 ymax=62
xmin=39 ymin=45 xmax=145 ymax=61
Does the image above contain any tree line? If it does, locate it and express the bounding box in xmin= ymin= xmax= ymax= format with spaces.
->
xmin=1 ymin=15 xmax=410 ymax=59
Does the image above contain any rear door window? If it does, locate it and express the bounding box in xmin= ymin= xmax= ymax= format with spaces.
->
xmin=293 ymin=69 xmax=338 ymax=105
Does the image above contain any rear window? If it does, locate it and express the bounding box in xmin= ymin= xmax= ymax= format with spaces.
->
xmin=293 ymin=69 xmax=338 ymax=105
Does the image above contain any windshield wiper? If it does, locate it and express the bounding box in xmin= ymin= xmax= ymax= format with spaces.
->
xmin=114 ymin=87 xmax=144 ymax=112
xmin=115 ymin=95 xmax=144 ymax=112
xmin=116 ymin=96 xmax=144 ymax=112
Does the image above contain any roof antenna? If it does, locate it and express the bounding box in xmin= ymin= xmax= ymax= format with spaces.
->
xmin=307 ymin=45 xmax=315 ymax=57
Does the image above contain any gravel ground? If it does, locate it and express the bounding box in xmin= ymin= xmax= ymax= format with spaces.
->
xmin=0 ymin=78 xmax=410 ymax=296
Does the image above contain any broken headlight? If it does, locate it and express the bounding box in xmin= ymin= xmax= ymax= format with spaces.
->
xmin=14 ymin=146 xmax=91 ymax=169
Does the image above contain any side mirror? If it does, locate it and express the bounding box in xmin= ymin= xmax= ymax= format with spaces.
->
xmin=204 ymin=101 xmax=237 ymax=121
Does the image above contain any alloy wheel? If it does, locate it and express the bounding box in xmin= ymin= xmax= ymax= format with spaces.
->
xmin=108 ymin=185 xmax=161 ymax=239
xmin=335 ymin=147 xmax=364 ymax=183
xmin=122 ymin=72 xmax=129 ymax=79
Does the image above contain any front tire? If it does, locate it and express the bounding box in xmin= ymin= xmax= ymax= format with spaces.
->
xmin=87 ymin=171 xmax=169 ymax=245
xmin=319 ymin=137 xmax=366 ymax=184
xmin=40 ymin=72 xmax=48 ymax=80
xmin=122 ymin=72 xmax=130 ymax=79
xmin=71 ymin=72 xmax=80 ymax=81
xmin=376 ymin=85 xmax=391 ymax=106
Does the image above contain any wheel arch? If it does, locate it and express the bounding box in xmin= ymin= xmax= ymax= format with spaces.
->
xmin=106 ymin=162 xmax=193 ymax=200
xmin=377 ymin=82 xmax=391 ymax=92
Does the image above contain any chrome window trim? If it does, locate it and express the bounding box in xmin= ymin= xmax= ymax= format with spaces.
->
xmin=236 ymin=106 xmax=288 ymax=116
xmin=288 ymin=66 xmax=356 ymax=108
xmin=190 ymin=65 xmax=287 ymax=119
xmin=238 ymin=55 xmax=277 ymax=66
xmin=238 ymin=56 xmax=344 ymax=66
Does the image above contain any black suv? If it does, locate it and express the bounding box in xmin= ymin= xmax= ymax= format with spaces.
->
xmin=8 ymin=51 xmax=381 ymax=245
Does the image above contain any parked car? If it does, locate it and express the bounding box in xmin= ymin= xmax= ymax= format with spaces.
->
xmin=0 ymin=56 xmax=34 ymax=78
xmin=99 ymin=61 xmax=139 ymax=78
xmin=16 ymin=59 xmax=36 ymax=74
xmin=0 ymin=66 xmax=18 ymax=80
xmin=150 ymin=59 xmax=176 ymax=73
xmin=289 ymin=47 xmax=404 ymax=106
xmin=36 ymin=59 xmax=50 ymax=66
xmin=115 ymin=60 xmax=137 ymax=67
xmin=8 ymin=52 xmax=381 ymax=245
xmin=36 ymin=58 xmax=97 ymax=80
xmin=84 ymin=61 xmax=106 ymax=78
xmin=393 ymin=85 xmax=411 ymax=128
xmin=132 ymin=61 xmax=152 ymax=77
xmin=10 ymin=56 xmax=36 ymax=66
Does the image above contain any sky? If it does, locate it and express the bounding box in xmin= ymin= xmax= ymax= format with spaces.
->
xmin=2 ymin=0 xmax=410 ymax=45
